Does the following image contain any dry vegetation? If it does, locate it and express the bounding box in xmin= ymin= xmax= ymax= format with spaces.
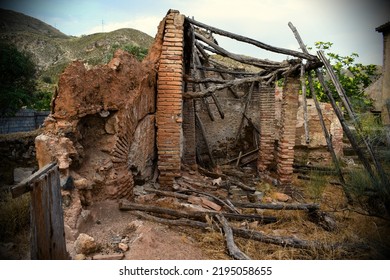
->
xmin=172 ymin=170 xmax=390 ymax=260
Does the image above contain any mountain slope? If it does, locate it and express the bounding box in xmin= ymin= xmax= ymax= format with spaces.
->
xmin=0 ymin=8 xmax=154 ymax=89
xmin=0 ymin=8 xmax=68 ymax=38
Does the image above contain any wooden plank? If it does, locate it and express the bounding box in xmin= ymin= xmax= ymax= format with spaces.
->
xmin=11 ymin=162 xmax=56 ymax=198
xmin=29 ymin=164 xmax=68 ymax=259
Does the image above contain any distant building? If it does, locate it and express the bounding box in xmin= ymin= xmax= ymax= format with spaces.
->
xmin=375 ymin=21 xmax=390 ymax=144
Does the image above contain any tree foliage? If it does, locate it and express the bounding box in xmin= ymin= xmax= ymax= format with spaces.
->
xmin=307 ymin=42 xmax=381 ymax=113
xmin=0 ymin=43 xmax=51 ymax=116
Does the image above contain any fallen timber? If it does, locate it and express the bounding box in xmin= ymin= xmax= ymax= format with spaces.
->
xmin=216 ymin=214 xmax=251 ymax=260
xmin=119 ymin=201 xmax=277 ymax=224
xmin=129 ymin=209 xmax=362 ymax=252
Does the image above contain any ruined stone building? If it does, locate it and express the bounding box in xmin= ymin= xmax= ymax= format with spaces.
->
xmin=34 ymin=10 xmax=342 ymax=230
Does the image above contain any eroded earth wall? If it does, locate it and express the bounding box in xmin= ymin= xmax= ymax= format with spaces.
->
xmin=35 ymin=33 xmax=165 ymax=231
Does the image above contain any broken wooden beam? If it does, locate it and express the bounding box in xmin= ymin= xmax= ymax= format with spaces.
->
xmin=232 ymin=201 xmax=320 ymax=211
xmin=131 ymin=209 xmax=327 ymax=250
xmin=11 ymin=162 xmax=56 ymax=198
xmin=195 ymin=32 xmax=284 ymax=69
xmin=186 ymin=17 xmax=318 ymax=61
xmin=194 ymin=50 xmax=225 ymax=119
xmin=216 ymin=214 xmax=251 ymax=260
xmin=119 ymin=201 xmax=277 ymax=224
xmin=183 ymin=71 xmax=280 ymax=98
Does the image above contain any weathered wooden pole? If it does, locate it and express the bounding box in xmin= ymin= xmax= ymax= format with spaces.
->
xmin=300 ymin=64 xmax=310 ymax=144
xmin=315 ymin=70 xmax=377 ymax=182
xmin=318 ymin=50 xmax=389 ymax=187
xmin=287 ymin=21 xmax=375 ymax=198
xmin=307 ymin=74 xmax=352 ymax=203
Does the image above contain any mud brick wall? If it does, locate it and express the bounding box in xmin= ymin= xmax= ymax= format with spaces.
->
xmin=257 ymin=86 xmax=276 ymax=172
xmin=276 ymin=77 xmax=300 ymax=185
xmin=156 ymin=11 xmax=185 ymax=186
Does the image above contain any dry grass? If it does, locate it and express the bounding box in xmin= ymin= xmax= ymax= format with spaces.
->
xmin=178 ymin=172 xmax=390 ymax=260
xmin=0 ymin=190 xmax=30 ymax=241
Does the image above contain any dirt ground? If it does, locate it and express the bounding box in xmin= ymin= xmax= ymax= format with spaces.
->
xmin=68 ymin=200 xmax=208 ymax=260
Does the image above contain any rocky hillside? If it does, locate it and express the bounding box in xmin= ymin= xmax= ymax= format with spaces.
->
xmin=0 ymin=8 xmax=154 ymax=90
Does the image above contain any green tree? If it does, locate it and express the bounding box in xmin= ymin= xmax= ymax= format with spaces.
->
xmin=0 ymin=43 xmax=36 ymax=116
xmin=0 ymin=43 xmax=51 ymax=116
xmin=307 ymin=42 xmax=380 ymax=113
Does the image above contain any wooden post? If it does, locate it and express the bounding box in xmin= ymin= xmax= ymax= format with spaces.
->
xmin=300 ymin=64 xmax=310 ymax=144
xmin=11 ymin=162 xmax=68 ymax=260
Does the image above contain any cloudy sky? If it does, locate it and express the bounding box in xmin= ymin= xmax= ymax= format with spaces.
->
xmin=1 ymin=0 xmax=389 ymax=65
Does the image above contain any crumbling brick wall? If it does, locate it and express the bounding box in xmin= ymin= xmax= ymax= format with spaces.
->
xmin=156 ymin=10 xmax=185 ymax=187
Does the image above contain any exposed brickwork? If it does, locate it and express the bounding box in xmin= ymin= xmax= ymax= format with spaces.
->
xmin=156 ymin=11 xmax=185 ymax=187
xmin=276 ymin=77 xmax=300 ymax=185
xmin=257 ymin=86 xmax=275 ymax=172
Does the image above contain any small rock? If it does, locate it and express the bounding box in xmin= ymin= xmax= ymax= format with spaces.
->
xmin=64 ymin=224 xmax=77 ymax=241
xmin=273 ymin=192 xmax=291 ymax=202
xmin=111 ymin=235 xmax=122 ymax=244
xmin=74 ymin=254 xmax=86 ymax=260
xmin=263 ymin=196 xmax=273 ymax=203
xmin=212 ymin=177 xmax=222 ymax=186
xmin=74 ymin=178 xmax=90 ymax=190
xmin=118 ymin=243 xmax=129 ymax=252
xmin=248 ymin=191 xmax=263 ymax=203
xmin=74 ymin=233 xmax=97 ymax=254
xmin=248 ymin=221 xmax=259 ymax=230
xmin=134 ymin=193 xmax=156 ymax=204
